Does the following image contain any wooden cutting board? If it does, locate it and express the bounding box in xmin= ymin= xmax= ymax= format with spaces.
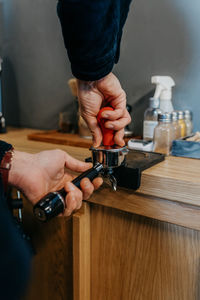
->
xmin=28 ymin=130 xmax=137 ymax=148
xmin=27 ymin=130 xmax=93 ymax=148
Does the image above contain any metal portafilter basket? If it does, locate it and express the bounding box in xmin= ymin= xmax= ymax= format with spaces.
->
xmin=33 ymin=107 xmax=128 ymax=222
xmin=90 ymin=145 xmax=128 ymax=190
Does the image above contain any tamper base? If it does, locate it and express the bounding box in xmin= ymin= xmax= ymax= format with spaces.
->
xmin=90 ymin=146 xmax=128 ymax=169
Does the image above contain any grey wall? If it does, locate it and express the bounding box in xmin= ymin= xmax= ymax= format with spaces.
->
xmin=1 ymin=0 xmax=200 ymax=134
xmin=0 ymin=1 xmax=3 ymax=56
xmin=2 ymin=0 xmax=73 ymax=129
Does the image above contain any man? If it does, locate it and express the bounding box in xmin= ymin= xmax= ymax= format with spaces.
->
xmin=0 ymin=144 xmax=102 ymax=299
xmin=57 ymin=0 xmax=132 ymax=146
xmin=1 ymin=1 xmax=133 ymax=298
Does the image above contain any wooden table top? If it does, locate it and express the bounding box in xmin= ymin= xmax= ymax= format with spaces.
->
xmin=2 ymin=128 xmax=200 ymax=229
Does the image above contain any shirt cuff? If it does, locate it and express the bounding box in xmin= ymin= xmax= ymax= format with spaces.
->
xmin=71 ymin=57 xmax=115 ymax=81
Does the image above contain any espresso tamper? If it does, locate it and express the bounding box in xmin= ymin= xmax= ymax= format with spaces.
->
xmin=90 ymin=107 xmax=128 ymax=191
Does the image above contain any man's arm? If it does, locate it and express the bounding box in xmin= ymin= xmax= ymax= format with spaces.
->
xmin=57 ymin=0 xmax=132 ymax=81
xmin=57 ymin=0 xmax=132 ymax=146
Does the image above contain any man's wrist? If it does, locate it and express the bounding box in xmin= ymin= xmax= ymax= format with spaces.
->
xmin=0 ymin=147 xmax=14 ymax=192
xmin=8 ymin=150 xmax=34 ymax=189
xmin=77 ymin=73 xmax=111 ymax=88
xmin=77 ymin=79 xmax=96 ymax=92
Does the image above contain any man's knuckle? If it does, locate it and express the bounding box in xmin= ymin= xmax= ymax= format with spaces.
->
xmin=128 ymin=116 xmax=131 ymax=124
xmin=64 ymin=209 xmax=71 ymax=217
xmin=77 ymin=189 xmax=83 ymax=200
xmin=122 ymin=90 xmax=126 ymax=98
xmin=70 ymin=202 xmax=77 ymax=212
xmin=54 ymin=149 xmax=64 ymax=156
xmin=87 ymin=184 xmax=94 ymax=194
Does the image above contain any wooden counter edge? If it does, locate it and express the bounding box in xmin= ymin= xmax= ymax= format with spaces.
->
xmin=3 ymin=128 xmax=200 ymax=230
xmin=87 ymin=186 xmax=200 ymax=231
xmin=138 ymin=173 xmax=200 ymax=206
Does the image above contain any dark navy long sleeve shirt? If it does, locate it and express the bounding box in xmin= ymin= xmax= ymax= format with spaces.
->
xmin=57 ymin=0 xmax=132 ymax=81
xmin=0 ymin=141 xmax=31 ymax=300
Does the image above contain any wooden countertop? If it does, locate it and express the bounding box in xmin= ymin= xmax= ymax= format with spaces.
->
xmin=2 ymin=128 xmax=200 ymax=230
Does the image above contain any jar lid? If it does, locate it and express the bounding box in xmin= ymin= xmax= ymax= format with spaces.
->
xmin=158 ymin=113 xmax=172 ymax=122
xmin=177 ymin=111 xmax=185 ymax=120
xmin=171 ymin=111 xmax=178 ymax=121
xmin=184 ymin=110 xmax=192 ymax=120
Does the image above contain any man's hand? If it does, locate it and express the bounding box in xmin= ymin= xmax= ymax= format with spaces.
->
xmin=9 ymin=149 xmax=103 ymax=216
xmin=77 ymin=72 xmax=131 ymax=147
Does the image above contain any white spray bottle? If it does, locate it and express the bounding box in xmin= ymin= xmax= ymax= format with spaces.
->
xmin=151 ymin=76 xmax=175 ymax=113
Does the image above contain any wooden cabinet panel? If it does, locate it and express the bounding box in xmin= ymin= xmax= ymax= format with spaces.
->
xmin=90 ymin=204 xmax=200 ymax=300
xmin=22 ymin=199 xmax=200 ymax=300
xmin=73 ymin=203 xmax=91 ymax=300
xmin=23 ymin=202 xmax=73 ymax=300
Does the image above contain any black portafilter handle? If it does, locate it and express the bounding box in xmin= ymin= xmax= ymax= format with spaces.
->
xmin=33 ymin=163 xmax=103 ymax=222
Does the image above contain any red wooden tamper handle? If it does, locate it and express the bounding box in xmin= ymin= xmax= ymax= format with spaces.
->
xmin=97 ymin=107 xmax=114 ymax=146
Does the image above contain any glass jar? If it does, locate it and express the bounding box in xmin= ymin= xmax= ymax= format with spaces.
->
xmin=171 ymin=111 xmax=181 ymax=139
xmin=177 ymin=111 xmax=186 ymax=137
xmin=143 ymin=98 xmax=162 ymax=141
xmin=184 ymin=110 xmax=193 ymax=136
xmin=153 ymin=113 xmax=174 ymax=155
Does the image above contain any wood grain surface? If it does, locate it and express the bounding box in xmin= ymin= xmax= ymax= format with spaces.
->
xmin=23 ymin=201 xmax=73 ymax=300
xmin=2 ymin=128 xmax=200 ymax=223
xmin=90 ymin=204 xmax=200 ymax=300
xmin=139 ymin=155 xmax=200 ymax=205
xmin=28 ymin=130 xmax=93 ymax=148
xmin=0 ymin=128 xmax=90 ymax=158
xmin=73 ymin=203 xmax=91 ymax=300
xmin=87 ymin=185 xmax=200 ymax=231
